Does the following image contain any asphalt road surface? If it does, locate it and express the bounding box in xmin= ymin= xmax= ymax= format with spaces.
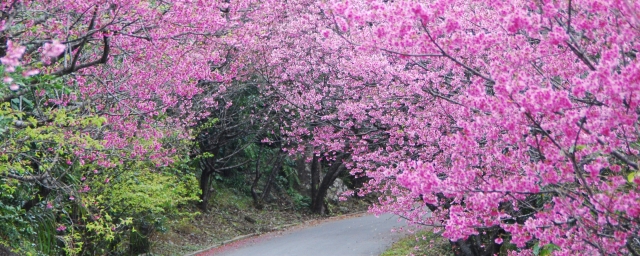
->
xmin=207 ymin=214 xmax=408 ymax=256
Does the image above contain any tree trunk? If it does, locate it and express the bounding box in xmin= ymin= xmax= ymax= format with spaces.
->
xmin=310 ymin=154 xmax=346 ymax=214
xmin=198 ymin=157 xmax=216 ymax=211
xmin=450 ymin=226 xmax=504 ymax=256
xmin=198 ymin=170 xmax=212 ymax=211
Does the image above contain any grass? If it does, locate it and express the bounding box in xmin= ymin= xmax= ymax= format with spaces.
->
xmin=383 ymin=230 xmax=523 ymax=256
xmin=211 ymin=184 xmax=253 ymax=210
xmin=147 ymin=185 xmax=259 ymax=255
xmin=381 ymin=229 xmax=452 ymax=256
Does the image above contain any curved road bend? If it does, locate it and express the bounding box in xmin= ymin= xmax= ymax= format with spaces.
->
xmin=204 ymin=214 xmax=408 ymax=256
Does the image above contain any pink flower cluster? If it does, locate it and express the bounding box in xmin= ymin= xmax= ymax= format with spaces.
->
xmin=41 ymin=40 xmax=65 ymax=64
xmin=0 ymin=40 xmax=25 ymax=72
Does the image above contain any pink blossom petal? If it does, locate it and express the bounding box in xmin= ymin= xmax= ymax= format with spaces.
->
xmin=22 ymin=69 xmax=39 ymax=77
xmin=42 ymin=40 xmax=66 ymax=58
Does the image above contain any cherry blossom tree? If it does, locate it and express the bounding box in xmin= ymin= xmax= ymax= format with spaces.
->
xmin=319 ymin=0 xmax=640 ymax=255
xmin=234 ymin=0 xmax=408 ymax=213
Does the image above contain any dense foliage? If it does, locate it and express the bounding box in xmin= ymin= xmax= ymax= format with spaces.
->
xmin=2 ymin=0 xmax=639 ymax=255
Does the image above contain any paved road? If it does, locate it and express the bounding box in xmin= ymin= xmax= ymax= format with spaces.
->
xmin=206 ymin=214 xmax=408 ymax=256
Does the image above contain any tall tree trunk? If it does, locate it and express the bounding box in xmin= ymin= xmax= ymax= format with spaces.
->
xmin=198 ymin=157 xmax=216 ymax=211
xmin=198 ymin=170 xmax=212 ymax=211
xmin=310 ymin=154 xmax=346 ymax=214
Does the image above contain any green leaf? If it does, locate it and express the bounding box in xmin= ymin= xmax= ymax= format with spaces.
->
xmin=21 ymin=98 xmax=33 ymax=108
xmin=27 ymin=116 xmax=37 ymax=126
xmin=540 ymin=243 xmax=560 ymax=256
xmin=628 ymin=172 xmax=637 ymax=183
xmin=532 ymin=242 xmax=541 ymax=255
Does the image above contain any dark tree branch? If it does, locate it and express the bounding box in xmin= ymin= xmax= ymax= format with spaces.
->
xmin=69 ymin=6 xmax=99 ymax=73
xmin=566 ymin=41 xmax=597 ymax=71
xmin=53 ymin=35 xmax=110 ymax=76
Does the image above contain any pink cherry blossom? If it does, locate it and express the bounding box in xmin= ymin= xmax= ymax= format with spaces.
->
xmin=22 ymin=70 xmax=39 ymax=77
xmin=42 ymin=40 xmax=65 ymax=58
xmin=0 ymin=40 xmax=25 ymax=72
